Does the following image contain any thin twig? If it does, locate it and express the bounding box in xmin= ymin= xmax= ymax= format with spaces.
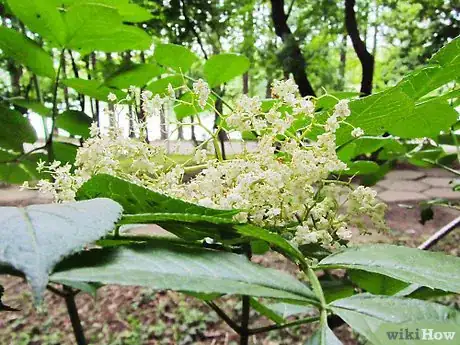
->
xmin=206 ymin=301 xmax=242 ymax=334
xmin=248 ymin=315 xmax=321 ymax=335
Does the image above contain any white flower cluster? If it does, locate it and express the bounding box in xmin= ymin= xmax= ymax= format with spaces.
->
xmin=36 ymin=78 xmax=386 ymax=248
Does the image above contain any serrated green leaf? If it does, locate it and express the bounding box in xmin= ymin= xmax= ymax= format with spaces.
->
xmin=336 ymin=88 xmax=415 ymax=145
xmin=0 ymin=27 xmax=55 ymax=79
xmin=76 ymin=174 xmax=238 ymax=218
xmin=389 ymin=100 xmax=458 ymax=138
xmin=330 ymin=294 xmax=460 ymax=345
xmin=318 ymin=244 xmax=460 ymax=293
xmin=55 ymin=110 xmax=91 ymax=138
xmin=204 ymin=53 xmax=250 ymax=87
xmin=105 ymin=63 xmax=164 ymax=89
xmin=51 ymin=240 xmax=316 ymax=302
xmin=155 ymin=43 xmax=198 ymax=73
xmin=0 ymin=198 xmax=122 ymax=301
xmin=0 ymin=105 xmax=37 ymax=151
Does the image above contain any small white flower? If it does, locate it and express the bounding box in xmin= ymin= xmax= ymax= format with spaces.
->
xmin=107 ymin=92 xmax=117 ymax=102
xmin=334 ymin=99 xmax=351 ymax=118
xmin=193 ymin=79 xmax=210 ymax=109
xmin=336 ymin=226 xmax=353 ymax=240
xmin=89 ymin=122 xmax=99 ymax=137
xmin=351 ymin=127 xmax=364 ymax=138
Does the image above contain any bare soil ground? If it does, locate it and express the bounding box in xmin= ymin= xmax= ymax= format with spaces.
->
xmin=1 ymin=201 xmax=459 ymax=345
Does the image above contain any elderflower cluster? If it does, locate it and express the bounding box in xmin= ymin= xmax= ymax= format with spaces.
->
xmin=35 ymin=78 xmax=387 ymax=248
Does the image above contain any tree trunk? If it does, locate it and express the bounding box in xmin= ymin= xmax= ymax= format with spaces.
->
xmin=345 ymin=0 xmax=374 ymax=95
xmin=269 ymin=0 xmax=316 ymax=97
xmin=243 ymin=72 xmax=249 ymax=95
xmin=338 ymin=34 xmax=347 ymax=90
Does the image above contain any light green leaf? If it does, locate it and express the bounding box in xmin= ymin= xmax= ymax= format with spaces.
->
xmin=55 ymin=110 xmax=92 ymax=138
xmin=58 ymin=0 xmax=153 ymax=23
xmin=0 ymin=105 xmax=37 ymax=151
xmin=0 ymin=27 xmax=55 ymax=79
xmin=330 ymin=294 xmax=460 ymax=345
xmin=63 ymin=3 xmax=152 ymax=53
xmin=51 ymin=240 xmax=316 ymax=302
xmin=318 ymin=244 xmax=460 ymax=293
xmin=336 ymin=88 xmax=415 ymax=145
xmin=342 ymin=161 xmax=379 ymax=175
xmin=155 ymin=43 xmax=198 ymax=73
xmin=204 ymin=53 xmax=250 ymax=87
xmin=7 ymin=0 xmax=66 ymax=46
xmin=146 ymin=75 xmax=184 ymax=95
xmin=0 ymin=198 xmax=122 ymax=301
xmin=105 ymin=64 xmax=164 ymax=89
xmin=388 ymin=100 xmax=458 ymax=138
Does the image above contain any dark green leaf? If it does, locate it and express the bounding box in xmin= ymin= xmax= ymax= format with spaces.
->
xmin=76 ymin=174 xmax=238 ymax=218
xmin=0 ymin=105 xmax=37 ymax=151
xmin=250 ymin=298 xmax=285 ymax=324
xmin=331 ymin=294 xmax=460 ymax=345
xmin=348 ymin=270 xmax=409 ymax=295
xmin=53 ymin=142 xmax=79 ymax=165
xmin=56 ymin=110 xmax=92 ymax=138
xmin=51 ymin=241 xmax=317 ymax=302
xmin=318 ymin=244 xmax=460 ymax=293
